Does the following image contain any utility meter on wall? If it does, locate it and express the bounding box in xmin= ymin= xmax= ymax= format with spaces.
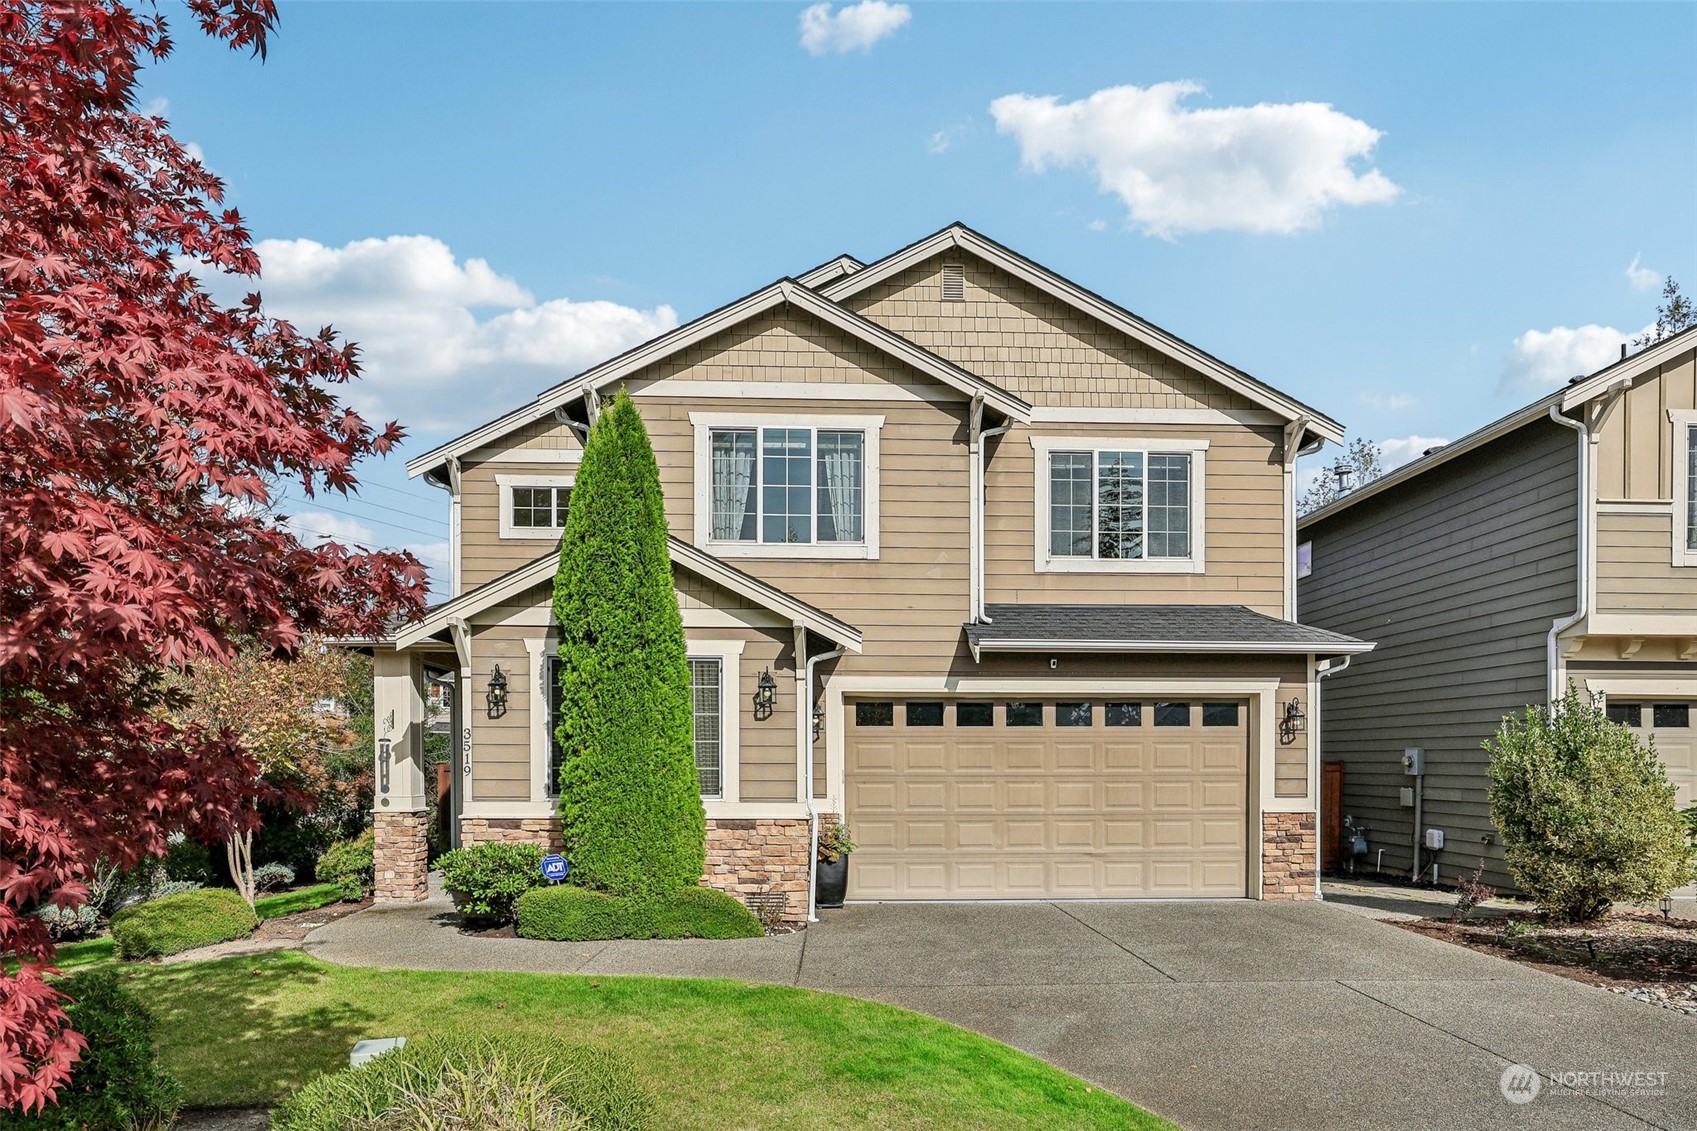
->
xmin=1402 ymin=747 xmax=1423 ymax=776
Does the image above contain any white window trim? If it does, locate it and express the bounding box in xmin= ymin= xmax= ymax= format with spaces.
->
xmin=1029 ymin=435 xmax=1208 ymax=575
xmin=1670 ymin=410 xmax=1697 ymax=567
xmin=686 ymin=638 xmax=744 ymax=803
xmin=497 ymin=474 xmax=574 ymax=541
xmin=689 ymin=411 xmax=883 ymax=559
xmin=525 ymin=636 xmax=744 ymax=806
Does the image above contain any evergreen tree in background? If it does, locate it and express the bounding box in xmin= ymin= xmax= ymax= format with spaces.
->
xmin=552 ymin=391 xmax=705 ymax=896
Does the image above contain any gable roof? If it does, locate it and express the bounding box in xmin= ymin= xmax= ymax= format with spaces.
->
xmin=796 ymin=254 xmax=864 ymax=288
xmin=393 ymin=536 xmax=863 ymax=653
xmin=820 ymin=223 xmax=1345 ymax=443
xmin=407 ymin=275 xmax=1031 ymax=480
xmin=1298 ymin=325 xmax=1697 ymax=530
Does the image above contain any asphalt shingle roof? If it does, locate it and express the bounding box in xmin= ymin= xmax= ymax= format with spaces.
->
xmin=966 ymin=604 xmax=1369 ymax=653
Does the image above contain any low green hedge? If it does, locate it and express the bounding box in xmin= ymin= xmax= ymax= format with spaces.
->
xmin=110 ymin=887 xmax=258 ymax=959
xmin=516 ymin=884 xmax=763 ymax=941
xmin=316 ymin=831 xmax=374 ymax=902
xmin=272 ymin=1035 xmax=651 ymax=1131
xmin=0 ymin=970 xmax=181 ymax=1131
xmin=439 ymin=841 xmax=547 ymax=924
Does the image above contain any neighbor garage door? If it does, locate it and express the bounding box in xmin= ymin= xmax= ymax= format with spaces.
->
xmin=845 ymin=697 xmax=1249 ymax=900
xmin=1606 ymin=699 xmax=1697 ymax=806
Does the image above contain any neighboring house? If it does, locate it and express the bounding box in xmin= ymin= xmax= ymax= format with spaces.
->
xmin=357 ymin=223 xmax=1370 ymax=918
xmin=1298 ymin=328 xmax=1697 ymax=890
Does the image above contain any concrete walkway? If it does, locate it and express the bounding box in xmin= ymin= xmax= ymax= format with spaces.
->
xmin=305 ymin=887 xmax=1697 ymax=1131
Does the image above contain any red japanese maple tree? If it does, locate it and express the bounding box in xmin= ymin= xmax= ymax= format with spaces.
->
xmin=0 ymin=1 xmax=428 ymax=1107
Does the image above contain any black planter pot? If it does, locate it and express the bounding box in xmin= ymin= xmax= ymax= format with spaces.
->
xmin=815 ymin=855 xmax=849 ymax=909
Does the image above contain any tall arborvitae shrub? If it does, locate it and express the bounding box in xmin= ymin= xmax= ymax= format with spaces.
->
xmin=553 ymin=391 xmax=705 ymax=895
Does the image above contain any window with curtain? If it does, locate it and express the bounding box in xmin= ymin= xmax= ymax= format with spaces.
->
xmin=1050 ymin=449 xmax=1191 ymax=560
xmin=710 ymin=426 xmax=864 ymax=545
xmin=689 ymin=658 xmax=723 ymax=798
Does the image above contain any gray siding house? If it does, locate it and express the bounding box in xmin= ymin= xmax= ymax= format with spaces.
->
xmin=1298 ymin=328 xmax=1697 ymax=890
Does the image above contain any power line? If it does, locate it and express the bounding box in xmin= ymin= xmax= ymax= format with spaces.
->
xmin=278 ymin=490 xmax=444 ymax=531
xmin=286 ymin=522 xmax=449 ymax=565
xmin=278 ymin=504 xmax=445 ymax=543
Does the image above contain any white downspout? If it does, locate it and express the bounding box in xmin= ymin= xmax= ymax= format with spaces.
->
xmin=974 ymin=417 xmax=1014 ymax=624
xmin=1547 ymin=406 xmax=1588 ymax=704
xmin=803 ymin=643 xmax=847 ymax=923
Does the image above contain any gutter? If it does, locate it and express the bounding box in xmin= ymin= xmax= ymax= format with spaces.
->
xmin=802 ymin=643 xmax=847 ymax=923
xmin=1546 ymin=405 xmax=1588 ymax=704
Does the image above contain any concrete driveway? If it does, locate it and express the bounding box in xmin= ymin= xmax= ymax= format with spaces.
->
xmin=307 ymin=894 xmax=1696 ymax=1131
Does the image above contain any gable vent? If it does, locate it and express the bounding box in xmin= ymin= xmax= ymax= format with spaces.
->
xmin=941 ymin=263 xmax=965 ymax=302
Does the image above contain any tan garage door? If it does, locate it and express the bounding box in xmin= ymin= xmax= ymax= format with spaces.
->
xmin=846 ymin=697 xmax=1249 ymax=900
xmin=1607 ymin=700 xmax=1697 ymax=806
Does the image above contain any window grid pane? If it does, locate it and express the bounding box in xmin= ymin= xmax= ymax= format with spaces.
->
xmin=816 ymin=431 xmax=864 ymax=542
xmin=1050 ymin=453 xmax=1094 ymax=556
xmin=1687 ymin=426 xmax=1697 ymax=551
xmin=512 ymin=486 xmax=566 ymax=530
xmin=1096 ymin=451 xmax=1144 ymax=559
xmin=546 ymin=657 xmax=563 ymax=796
xmin=1146 ymin=453 xmax=1191 ymax=558
xmin=689 ymin=659 xmax=722 ymax=797
xmin=762 ymin=429 xmax=814 ymax=544
xmin=710 ymin=430 xmax=758 ymax=541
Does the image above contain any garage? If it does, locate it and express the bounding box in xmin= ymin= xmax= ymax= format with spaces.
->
xmin=845 ymin=697 xmax=1249 ymax=900
xmin=1605 ymin=699 xmax=1697 ymax=806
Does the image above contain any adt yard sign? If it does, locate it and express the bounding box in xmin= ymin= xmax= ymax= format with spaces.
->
xmin=541 ymin=854 xmax=570 ymax=884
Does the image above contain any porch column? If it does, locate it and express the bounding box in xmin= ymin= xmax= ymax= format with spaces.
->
xmin=372 ymin=648 xmax=429 ymax=903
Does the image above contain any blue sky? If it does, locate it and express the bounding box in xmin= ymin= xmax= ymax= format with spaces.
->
xmin=144 ymin=2 xmax=1697 ymax=593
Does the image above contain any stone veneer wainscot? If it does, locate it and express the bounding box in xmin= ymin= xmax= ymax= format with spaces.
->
xmin=1261 ymin=812 xmax=1317 ymax=900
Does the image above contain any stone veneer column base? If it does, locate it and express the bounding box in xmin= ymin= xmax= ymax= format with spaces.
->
xmin=458 ymin=817 xmax=566 ymax=851
xmin=373 ymin=810 xmax=430 ymax=904
xmin=1261 ymin=811 xmax=1317 ymax=900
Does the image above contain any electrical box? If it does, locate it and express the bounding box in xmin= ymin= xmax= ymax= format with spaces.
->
xmin=1402 ymin=747 xmax=1423 ymax=776
xmin=1424 ymin=828 xmax=1445 ymax=851
xmin=1398 ymin=787 xmax=1415 ymax=807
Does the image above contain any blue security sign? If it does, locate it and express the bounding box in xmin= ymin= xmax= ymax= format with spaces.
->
xmin=540 ymin=854 xmax=570 ymax=883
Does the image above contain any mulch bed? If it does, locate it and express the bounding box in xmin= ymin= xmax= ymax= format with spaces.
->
xmin=252 ymin=898 xmax=369 ymax=943
xmin=1396 ymin=909 xmax=1697 ymax=1014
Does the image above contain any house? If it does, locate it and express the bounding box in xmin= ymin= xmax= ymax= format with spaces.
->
xmin=1297 ymin=328 xmax=1697 ymax=889
xmin=359 ymin=223 xmax=1371 ymax=918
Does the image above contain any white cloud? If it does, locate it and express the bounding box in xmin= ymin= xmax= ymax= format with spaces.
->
xmin=1378 ymin=435 xmax=1450 ymax=470
xmin=203 ymin=235 xmax=677 ymax=435
xmin=1627 ymin=253 xmax=1660 ymax=292
xmin=989 ymin=81 xmax=1400 ymax=238
xmin=1087 ymin=218 xmax=1108 ymax=232
xmin=1501 ymin=324 xmax=1642 ymax=393
xmin=799 ymin=1 xmax=911 ymax=55
xmin=284 ymin=511 xmax=378 ymax=548
xmin=928 ymin=130 xmax=951 ymax=155
xmin=1360 ymin=391 xmax=1416 ymax=411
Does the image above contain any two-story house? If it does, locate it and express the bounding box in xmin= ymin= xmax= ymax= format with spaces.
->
xmin=1298 ymin=328 xmax=1697 ymax=889
xmin=358 ymin=224 xmax=1371 ymax=918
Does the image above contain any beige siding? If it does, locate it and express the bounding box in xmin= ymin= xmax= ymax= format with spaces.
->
xmin=467 ymin=620 xmax=534 ymax=803
xmin=1596 ymin=509 xmax=1697 ymax=613
xmin=1594 ymin=347 xmax=1697 ymax=501
xmin=842 ymin=251 xmax=1259 ymax=413
xmin=986 ymin=421 xmax=1286 ymax=613
xmin=1274 ymin=673 xmax=1309 ymax=798
xmin=460 ymin=459 xmax=568 ymax=590
xmin=722 ymin=624 xmax=799 ymax=804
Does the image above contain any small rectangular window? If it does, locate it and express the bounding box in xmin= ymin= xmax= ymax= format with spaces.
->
xmin=854 ymin=701 xmax=894 ymax=727
xmin=1606 ymin=703 xmax=1642 ymax=728
xmin=511 ymin=485 xmax=569 ymax=531
xmin=1154 ymin=702 xmax=1191 ymax=727
xmin=955 ymin=701 xmax=993 ymax=727
xmin=1653 ymin=704 xmax=1690 ymax=729
xmin=905 ymin=701 xmax=944 ymax=727
xmin=545 ymin=656 xmax=563 ymax=797
xmin=1297 ymin=541 xmax=1313 ymax=580
xmin=1105 ymin=702 xmax=1142 ymax=727
xmin=1006 ymin=701 xmax=1043 ymax=727
xmin=1687 ymin=425 xmax=1697 ymax=552
xmin=1202 ymin=703 xmax=1240 ymax=727
xmin=1056 ymin=702 xmax=1093 ymax=727
xmin=688 ymin=658 xmax=722 ymax=798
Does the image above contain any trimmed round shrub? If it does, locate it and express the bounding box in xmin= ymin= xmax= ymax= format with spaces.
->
xmin=1488 ymin=688 xmax=1697 ymax=921
xmin=439 ymin=842 xmax=548 ymax=924
xmin=253 ymin=861 xmax=297 ymax=893
xmin=109 ymin=887 xmax=259 ymax=959
xmin=271 ymin=1035 xmax=652 ymax=1131
xmin=0 ymin=970 xmax=181 ymax=1131
xmin=35 ymin=900 xmax=100 ymax=942
xmin=317 ymin=830 xmax=375 ymax=902
xmin=517 ymin=884 xmax=762 ymax=942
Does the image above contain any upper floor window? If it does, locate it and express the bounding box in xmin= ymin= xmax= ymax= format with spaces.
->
xmin=1031 ymin=436 xmax=1207 ymax=574
xmin=1671 ymin=410 xmax=1697 ymax=567
xmin=498 ymin=475 xmax=573 ymax=540
xmin=691 ymin=413 xmax=883 ymax=559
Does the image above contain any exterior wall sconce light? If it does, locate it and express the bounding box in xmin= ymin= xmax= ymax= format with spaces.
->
xmin=1279 ymin=698 xmax=1307 ymax=745
xmin=812 ymin=699 xmax=825 ymax=742
xmin=753 ymin=668 xmax=777 ymax=721
xmin=486 ymin=664 xmax=509 ymax=719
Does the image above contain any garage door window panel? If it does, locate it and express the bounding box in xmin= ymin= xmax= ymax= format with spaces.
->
xmin=1006 ymin=702 xmax=1043 ymax=727
xmin=905 ymin=701 xmax=944 ymax=727
xmin=1105 ymin=702 xmax=1142 ymax=727
xmin=1654 ymin=704 xmax=1690 ymax=728
xmin=1154 ymin=702 xmax=1192 ymax=727
xmin=1056 ymin=702 xmax=1093 ymax=727
xmin=956 ymin=701 xmax=994 ymax=727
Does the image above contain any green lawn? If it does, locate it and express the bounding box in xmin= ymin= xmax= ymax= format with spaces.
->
xmin=106 ymin=952 xmax=1170 ymax=1129
xmin=255 ymin=883 xmax=344 ymax=920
